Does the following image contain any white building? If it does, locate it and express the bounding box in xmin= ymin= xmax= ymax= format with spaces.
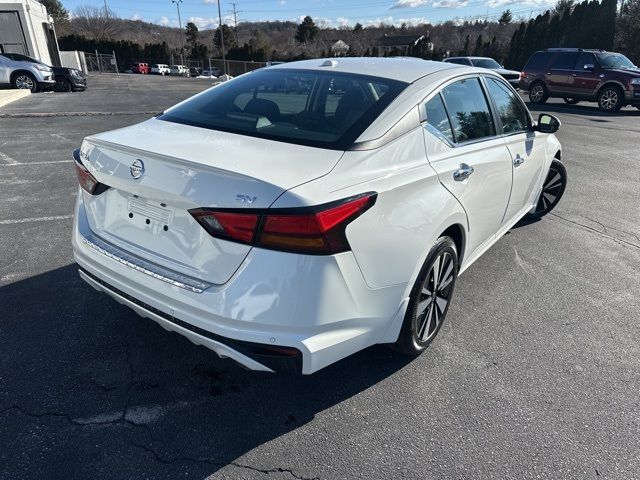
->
xmin=0 ymin=0 xmax=60 ymax=65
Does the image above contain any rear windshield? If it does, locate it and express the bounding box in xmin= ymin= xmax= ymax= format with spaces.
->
xmin=158 ymin=68 xmax=408 ymax=150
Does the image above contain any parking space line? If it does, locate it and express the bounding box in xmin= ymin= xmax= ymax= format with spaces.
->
xmin=0 ymin=151 xmax=19 ymax=165
xmin=0 ymin=215 xmax=73 ymax=225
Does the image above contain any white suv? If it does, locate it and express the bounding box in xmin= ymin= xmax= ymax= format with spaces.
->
xmin=170 ymin=65 xmax=189 ymax=76
xmin=0 ymin=53 xmax=55 ymax=92
xmin=151 ymin=64 xmax=170 ymax=75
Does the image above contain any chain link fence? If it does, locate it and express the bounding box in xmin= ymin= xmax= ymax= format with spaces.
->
xmin=84 ymin=51 xmax=119 ymax=73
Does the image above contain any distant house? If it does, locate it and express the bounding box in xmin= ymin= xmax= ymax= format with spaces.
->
xmin=377 ymin=34 xmax=427 ymax=55
xmin=331 ymin=40 xmax=349 ymax=57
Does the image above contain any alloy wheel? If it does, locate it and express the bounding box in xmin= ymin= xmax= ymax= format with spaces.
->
xmin=15 ymin=75 xmax=35 ymax=91
xmin=535 ymin=165 xmax=564 ymax=215
xmin=599 ymin=89 xmax=618 ymax=110
xmin=416 ymin=251 xmax=455 ymax=342
xmin=530 ymin=84 xmax=545 ymax=103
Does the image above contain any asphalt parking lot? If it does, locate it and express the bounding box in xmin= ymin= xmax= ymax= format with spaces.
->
xmin=1 ymin=73 xmax=639 ymax=480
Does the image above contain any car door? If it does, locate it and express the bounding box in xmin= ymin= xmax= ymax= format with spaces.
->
xmin=546 ymin=52 xmax=578 ymax=95
xmin=566 ymin=52 xmax=601 ymax=98
xmin=483 ymin=76 xmax=546 ymax=223
xmin=0 ymin=55 xmax=9 ymax=84
xmin=422 ymin=76 xmax=513 ymax=257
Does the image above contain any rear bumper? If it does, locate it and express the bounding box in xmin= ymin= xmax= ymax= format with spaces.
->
xmin=72 ymin=191 xmax=407 ymax=374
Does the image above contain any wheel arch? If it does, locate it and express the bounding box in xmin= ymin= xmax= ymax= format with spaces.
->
xmin=10 ymin=69 xmax=36 ymax=83
xmin=597 ymin=81 xmax=625 ymax=97
xmin=440 ymin=223 xmax=466 ymax=266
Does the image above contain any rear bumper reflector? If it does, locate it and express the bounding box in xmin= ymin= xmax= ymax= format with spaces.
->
xmin=78 ymin=266 xmax=303 ymax=373
xmin=81 ymin=232 xmax=213 ymax=293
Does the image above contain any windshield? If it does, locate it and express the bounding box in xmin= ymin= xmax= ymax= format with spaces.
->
xmin=2 ymin=53 xmax=46 ymax=66
xmin=596 ymin=53 xmax=636 ymax=69
xmin=472 ymin=58 xmax=501 ymax=69
xmin=159 ymin=69 xmax=407 ymax=150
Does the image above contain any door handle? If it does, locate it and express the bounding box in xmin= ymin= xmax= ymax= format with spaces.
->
xmin=571 ymin=73 xmax=577 ymax=77
xmin=453 ymin=163 xmax=474 ymax=181
xmin=513 ymin=155 xmax=525 ymax=167
xmin=545 ymin=72 xmax=551 ymax=76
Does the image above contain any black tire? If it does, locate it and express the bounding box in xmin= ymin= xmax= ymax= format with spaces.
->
xmin=529 ymin=81 xmax=548 ymax=104
xmin=392 ymin=236 xmax=459 ymax=356
xmin=526 ymin=159 xmax=567 ymax=219
xmin=11 ymin=72 xmax=38 ymax=92
xmin=563 ymin=97 xmax=580 ymax=105
xmin=53 ymin=76 xmax=72 ymax=92
xmin=597 ymin=85 xmax=623 ymax=112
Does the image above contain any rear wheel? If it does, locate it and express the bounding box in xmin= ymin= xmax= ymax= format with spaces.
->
xmin=563 ymin=97 xmax=580 ymax=104
xmin=12 ymin=73 xmax=38 ymax=92
xmin=527 ymin=159 xmax=567 ymax=219
xmin=529 ymin=82 xmax=548 ymax=104
xmin=393 ymin=237 xmax=458 ymax=356
xmin=598 ymin=86 xmax=623 ymax=112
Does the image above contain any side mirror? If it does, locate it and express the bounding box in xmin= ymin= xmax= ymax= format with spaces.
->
xmin=535 ymin=114 xmax=561 ymax=134
xmin=583 ymin=63 xmax=595 ymax=71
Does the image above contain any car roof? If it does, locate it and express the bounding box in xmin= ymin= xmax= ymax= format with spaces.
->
xmin=268 ymin=57 xmax=463 ymax=83
xmin=445 ymin=56 xmax=494 ymax=61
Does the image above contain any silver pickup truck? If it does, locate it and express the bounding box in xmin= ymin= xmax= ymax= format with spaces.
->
xmin=0 ymin=53 xmax=55 ymax=92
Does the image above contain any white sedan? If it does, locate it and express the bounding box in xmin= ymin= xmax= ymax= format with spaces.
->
xmin=72 ymin=58 xmax=566 ymax=374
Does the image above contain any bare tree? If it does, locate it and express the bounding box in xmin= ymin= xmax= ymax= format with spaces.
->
xmin=72 ymin=5 xmax=122 ymax=40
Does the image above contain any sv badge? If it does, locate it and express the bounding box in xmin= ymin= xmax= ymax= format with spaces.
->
xmin=236 ymin=194 xmax=257 ymax=204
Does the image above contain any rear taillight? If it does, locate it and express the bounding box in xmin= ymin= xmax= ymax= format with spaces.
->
xmin=190 ymin=192 xmax=376 ymax=255
xmin=73 ymin=148 xmax=109 ymax=195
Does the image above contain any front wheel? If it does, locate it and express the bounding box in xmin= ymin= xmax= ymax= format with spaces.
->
xmin=598 ymin=86 xmax=623 ymax=112
xmin=12 ymin=73 xmax=38 ymax=92
xmin=563 ymin=97 xmax=580 ymax=105
xmin=527 ymin=159 xmax=567 ymax=219
xmin=392 ymin=237 xmax=458 ymax=356
xmin=54 ymin=76 xmax=72 ymax=92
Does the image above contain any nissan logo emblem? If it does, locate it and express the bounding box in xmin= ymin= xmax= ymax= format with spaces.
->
xmin=130 ymin=159 xmax=145 ymax=179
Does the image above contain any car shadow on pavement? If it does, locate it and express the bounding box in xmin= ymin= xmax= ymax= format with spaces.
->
xmin=0 ymin=264 xmax=414 ymax=479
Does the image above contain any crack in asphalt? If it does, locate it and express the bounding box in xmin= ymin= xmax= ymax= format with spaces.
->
xmin=550 ymin=212 xmax=640 ymax=250
xmin=130 ymin=441 xmax=320 ymax=479
xmin=0 ymin=112 xmax=159 ymax=118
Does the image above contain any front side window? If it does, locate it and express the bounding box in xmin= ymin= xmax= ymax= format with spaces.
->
xmin=524 ymin=52 xmax=547 ymax=70
xmin=551 ymin=53 xmax=578 ymax=70
xmin=485 ymin=78 xmax=529 ymax=134
xmin=159 ymin=69 xmax=407 ymax=150
xmin=424 ymin=94 xmax=454 ymax=143
xmin=440 ymin=78 xmax=495 ymax=143
xmin=574 ymin=52 xmax=596 ymax=70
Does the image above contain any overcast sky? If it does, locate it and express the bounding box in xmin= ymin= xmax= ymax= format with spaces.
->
xmin=64 ymin=0 xmax=558 ymax=30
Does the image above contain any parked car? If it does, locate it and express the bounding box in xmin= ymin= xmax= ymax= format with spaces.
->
xmin=151 ymin=64 xmax=170 ymax=75
xmin=72 ymin=58 xmax=566 ymax=374
xmin=443 ymin=56 xmax=521 ymax=89
xmin=0 ymin=52 xmax=86 ymax=92
xmin=170 ymin=65 xmax=189 ymax=76
xmin=131 ymin=62 xmax=150 ymax=74
xmin=189 ymin=67 xmax=202 ymax=77
xmin=520 ymin=48 xmax=640 ymax=112
xmin=0 ymin=53 xmax=55 ymax=92
xmin=202 ymin=67 xmax=221 ymax=77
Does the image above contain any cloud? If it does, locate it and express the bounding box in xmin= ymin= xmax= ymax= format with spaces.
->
xmin=486 ymin=0 xmax=546 ymax=6
xmin=433 ymin=0 xmax=469 ymax=7
xmin=188 ymin=16 xmax=220 ymax=28
xmin=390 ymin=0 xmax=429 ymax=9
xmin=336 ymin=17 xmax=350 ymax=26
xmin=203 ymin=0 xmax=218 ymax=4
xmin=278 ymin=0 xmax=286 ymax=4
xmin=131 ymin=13 xmax=142 ymax=21
xmin=158 ymin=16 xmax=170 ymax=26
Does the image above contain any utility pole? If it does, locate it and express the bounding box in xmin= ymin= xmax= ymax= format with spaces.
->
xmin=217 ymin=0 xmax=227 ymax=76
xmin=229 ymin=3 xmax=240 ymax=46
xmin=172 ymin=0 xmax=185 ymax=66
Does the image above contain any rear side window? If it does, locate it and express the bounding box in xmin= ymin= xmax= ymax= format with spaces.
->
xmin=159 ymin=69 xmax=407 ymax=150
xmin=446 ymin=58 xmax=471 ymax=66
xmin=440 ymin=78 xmax=495 ymax=143
xmin=524 ymin=52 xmax=547 ymax=71
xmin=424 ymin=94 xmax=454 ymax=143
xmin=551 ymin=52 xmax=578 ymax=70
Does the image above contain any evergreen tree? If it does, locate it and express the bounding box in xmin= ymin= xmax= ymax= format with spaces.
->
xmin=39 ymin=0 xmax=69 ymax=34
xmin=498 ymin=10 xmax=512 ymax=24
xmin=295 ymin=16 xmax=319 ymax=44
xmin=353 ymin=22 xmax=363 ymax=33
xmin=185 ymin=22 xmax=199 ymax=47
xmin=214 ymin=24 xmax=237 ymax=51
xmin=474 ymin=34 xmax=483 ymax=56
xmin=615 ymin=0 xmax=640 ymax=63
